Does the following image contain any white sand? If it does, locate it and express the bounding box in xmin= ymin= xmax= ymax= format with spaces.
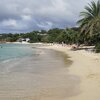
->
xmin=39 ymin=44 xmax=100 ymax=100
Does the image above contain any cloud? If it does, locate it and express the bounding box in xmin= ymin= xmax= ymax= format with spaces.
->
xmin=1 ymin=19 xmax=17 ymax=27
xmin=0 ymin=0 xmax=98 ymax=33
xmin=37 ymin=21 xmax=53 ymax=30
xmin=21 ymin=15 xmax=32 ymax=21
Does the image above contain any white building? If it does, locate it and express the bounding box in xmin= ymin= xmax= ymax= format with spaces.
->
xmin=17 ymin=38 xmax=30 ymax=43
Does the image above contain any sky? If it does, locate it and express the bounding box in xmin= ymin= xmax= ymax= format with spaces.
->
xmin=0 ymin=0 xmax=98 ymax=33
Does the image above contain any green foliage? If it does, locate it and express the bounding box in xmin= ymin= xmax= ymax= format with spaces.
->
xmin=41 ymin=35 xmax=49 ymax=43
xmin=95 ymin=43 xmax=100 ymax=53
xmin=0 ymin=33 xmax=20 ymax=42
xmin=47 ymin=28 xmax=63 ymax=43
xmin=77 ymin=0 xmax=100 ymax=46
xmin=0 ymin=28 xmax=80 ymax=44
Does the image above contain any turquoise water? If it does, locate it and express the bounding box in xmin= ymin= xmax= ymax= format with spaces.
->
xmin=0 ymin=44 xmax=33 ymax=62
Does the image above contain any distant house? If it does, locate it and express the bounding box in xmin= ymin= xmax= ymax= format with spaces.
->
xmin=26 ymin=38 xmax=30 ymax=42
xmin=17 ymin=38 xmax=30 ymax=43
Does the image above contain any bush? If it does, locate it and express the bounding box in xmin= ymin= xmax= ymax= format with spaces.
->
xmin=95 ymin=43 xmax=100 ymax=53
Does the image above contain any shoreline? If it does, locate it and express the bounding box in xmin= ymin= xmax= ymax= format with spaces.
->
xmin=38 ymin=44 xmax=100 ymax=100
xmin=1 ymin=42 xmax=100 ymax=99
xmin=0 ymin=44 xmax=80 ymax=100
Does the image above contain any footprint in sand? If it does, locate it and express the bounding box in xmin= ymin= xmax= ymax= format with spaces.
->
xmin=87 ymin=74 xmax=96 ymax=78
xmin=87 ymin=73 xmax=100 ymax=79
xmin=94 ymin=58 xmax=100 ymax=62
xmin=87 ymin=73 xmax=100 ymax=85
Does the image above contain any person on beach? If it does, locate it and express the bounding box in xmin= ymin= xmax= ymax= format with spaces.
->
xmin=62 ymin=42 xmax=64 ymax=46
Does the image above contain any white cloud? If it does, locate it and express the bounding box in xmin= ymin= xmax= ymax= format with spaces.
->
xmin=21 ymin=15 xmax=32 ymax=21
xmin=22 ymin=8 xmax=32 ymax=15
xmin=37 ymin=21 xmax=53 ymax=30
xmin=1 ymin=19 xmax=17 ymax=27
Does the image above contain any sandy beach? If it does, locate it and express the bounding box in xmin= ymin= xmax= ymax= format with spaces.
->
xmin=39 ymin=44 xmax=100 ymax=100
xmin=0 ymin=43 xmax=100 ymax=100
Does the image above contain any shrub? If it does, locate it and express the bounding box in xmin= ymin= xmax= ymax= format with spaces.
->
xmin=95 ymin=43 xmax=100 ymax=53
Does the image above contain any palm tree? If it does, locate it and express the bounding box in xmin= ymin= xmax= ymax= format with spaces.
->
xmin=77 ymin=0 xmax=100 ymax=35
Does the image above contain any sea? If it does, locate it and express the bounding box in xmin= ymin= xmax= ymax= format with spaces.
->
xmin=0 ymin=43 xmax=80 ymax=100
xmin=0 ymin=44 xmax=34 ymax=62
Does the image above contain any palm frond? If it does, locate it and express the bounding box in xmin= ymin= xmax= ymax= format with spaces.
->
xmin=77 ymin=0 xmax=100 ymax=35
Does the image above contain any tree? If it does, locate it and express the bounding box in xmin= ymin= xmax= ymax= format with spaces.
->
xmin=77 ymin=1 xmax=100 ymax=35
xmin=47 ymin=28 xmax=63 ymax=43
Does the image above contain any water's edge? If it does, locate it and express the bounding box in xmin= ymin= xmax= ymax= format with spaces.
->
xmin=0 ymin=44 xmax=80 ymax=100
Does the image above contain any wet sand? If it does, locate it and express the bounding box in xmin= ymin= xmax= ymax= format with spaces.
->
xmin=0 ymin=48 xmax=80 ymax=100
xmin=40 ymin=44 xmax=100 ymax=100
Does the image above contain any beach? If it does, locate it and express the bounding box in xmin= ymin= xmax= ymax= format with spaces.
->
xmin=0 ymin=43 xmax=79 ymax=100
xmin=0 ymin=43 xmax=100 ymax=100
xmin=39 ymin=44 xmax=100 ymax=100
